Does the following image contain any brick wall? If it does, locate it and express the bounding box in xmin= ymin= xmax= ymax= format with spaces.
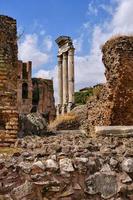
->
xmin=0 ymin=15 xmax=19 ymax=146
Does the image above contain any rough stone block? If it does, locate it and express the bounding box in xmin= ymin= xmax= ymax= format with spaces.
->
xmin=95 ymin=126 xmax=133 ymax=137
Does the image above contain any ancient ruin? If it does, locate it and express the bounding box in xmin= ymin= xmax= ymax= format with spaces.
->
xmin=0 ymin=15 xmax=19 ymax=147
xmin=56 ymin=36 xmax=75 ymax=115
xmin=17 ymin=61 xmax=32 ymax=114
xmin=102 ymin=36 xmax=133 ymax=125
xmin=17 ymin=61 xmax=56 ymax=121
xmin=86 ymin=36 xmax=133 ymax=133
xmin=0 ymin=14 xmax=133 ymax=200
xmin=0 ymin=15 xmax=56 ymax=146
xmin=32 ymin=78 xmax=56 ymax=121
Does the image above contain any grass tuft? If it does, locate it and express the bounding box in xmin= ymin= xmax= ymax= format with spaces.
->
xmin=48 ymin=113 xmax=78 ymax=131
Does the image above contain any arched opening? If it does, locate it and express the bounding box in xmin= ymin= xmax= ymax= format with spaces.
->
xmin=22 ymin=82 xmax=28 ymax=99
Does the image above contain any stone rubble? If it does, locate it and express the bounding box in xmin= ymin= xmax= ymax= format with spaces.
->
xmin=0 ymin=131 xmax=133 ymax=200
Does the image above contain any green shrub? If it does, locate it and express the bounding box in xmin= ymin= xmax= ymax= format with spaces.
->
xmin=74 ymin=84 xmax=103 ymax=105
xmin=74 ymin=88 xmax=93 ymax=105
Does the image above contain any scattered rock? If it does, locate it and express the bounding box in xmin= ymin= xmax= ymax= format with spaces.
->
xmin=59 ymin=158 xmax=74 ymax=173
xmin=45 ymin=159 xmax=58 ymax=171
xmin=86 ymin=172 xmax=118 ymax=199
xmin=0 ymin=130 xmax=132 ymax=199
xmin=110 ymin=158 xmax=118 ymax=168
xmin=11 ymin=181 xmax=33 ymax=200
xmin=60 ymin=185 xmax=74 ymax=197
xmin=122 ymin=158 xmax=133 ymax=173
xmin=31 ymin=161 xmax=45 ymax=174
xmin=100 ymin=164 xmax=112 ymax=172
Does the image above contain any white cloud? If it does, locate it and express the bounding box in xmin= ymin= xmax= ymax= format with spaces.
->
xmin=73 ymin=35 xmax=83 ymax=53
xmin=74 ymin=0 xmax=133 ymax=91
xmin=83 ymin=22 xmax=91 ymax=29
xmin=18 ymin=33 xmax=52 ymax=68
xmin=87 ymin=2 xmax=98 ymax=16
xmin=35 ymin=69 xmax=51 ymax=79
xmin=99 ymin=4 xmax=113 ymax=15
xmin=75 ymin=54 xmax=105 ymax=90
xmin=111 ymin=0 xmax=133 ymax=34
xmin=43 ymin=36 xmax=53 ymax=51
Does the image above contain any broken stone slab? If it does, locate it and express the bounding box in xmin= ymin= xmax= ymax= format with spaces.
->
xmin=95 ymin=126 xmax=133 ymax=137
xmin=55 ymin=129 xmax=86 ymax=135
xmin=86 ymin=172 xmax=118 ymax=199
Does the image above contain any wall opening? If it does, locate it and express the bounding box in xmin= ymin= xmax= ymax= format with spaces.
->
xmin=0 ymin=113 xmax=7 ymax=130
xmin=32 ymin=82 xmax=40 ymax=105
xmin=22 ymin=64 xmax=28 ymax=79
xmin=22 ymin=82 xmax=28 ymax=99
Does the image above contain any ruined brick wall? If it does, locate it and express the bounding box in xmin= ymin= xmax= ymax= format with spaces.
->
xmin=87 ymin=36 xmax=133 ymax=132
xmin=0 ymin=15 xmax=19 ymax=146
xmin=32 ymin=78 xmax=56 ymax=121
xmin=17 ymin=61 xmax=32 ymax=114
xmin=17 ymin=63 xmax=56 ymax=120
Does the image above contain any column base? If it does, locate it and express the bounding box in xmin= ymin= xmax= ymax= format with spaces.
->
xmin=67 ymin=102 xmax=74 ymax=113
xmin=57 ymin=103 xmax=74 ymax=116
xmin=61 ymin=104 xmax=67 ymax=115
xmin=56 ymin=104 xmax=62 ymax=116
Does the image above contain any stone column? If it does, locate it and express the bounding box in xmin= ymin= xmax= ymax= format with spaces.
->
xmin=62 ymin=52 xmax=68 ymax=105
xmin=68 ymin=48 xmax=75 ymax=111
xmin=56 ymin=105 xmax=60 ymax=116
xmin=58 ymin=56 xmax=63 ymax=106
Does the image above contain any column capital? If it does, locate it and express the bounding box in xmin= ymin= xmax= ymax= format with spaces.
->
xmin=68 ymin=48 xmax=75 ymax=56
xmin=62 ymin=52 xmax=68 ymax=59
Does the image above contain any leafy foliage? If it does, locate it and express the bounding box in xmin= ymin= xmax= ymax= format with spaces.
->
xmin=74 ymin=88 xmax=93 ymax=105
xmin=74 ymin=84 xmax=103 ymax=105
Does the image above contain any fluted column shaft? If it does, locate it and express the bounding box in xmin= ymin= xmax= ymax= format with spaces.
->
xmin=68 ymin=48 xmax=75 ymax=104
xmin=58 ymin=56 xmax=63 ymax=105
xmin=62 ymin=52 xmax=68 ymax=104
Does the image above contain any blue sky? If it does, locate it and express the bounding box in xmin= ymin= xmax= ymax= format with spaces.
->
xmin=1 ymin=0 xmax=133 ymax=102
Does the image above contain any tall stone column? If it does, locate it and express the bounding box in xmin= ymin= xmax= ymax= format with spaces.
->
xmin=58 ymin=56 xmax=63 ymax=105
xmin=62 ymin=52 xmax=68 ymax=105
xmin=55 ymin=36 xmax=75 ymax=115
xmin=68 ymin=48 xmax=75 ymax=111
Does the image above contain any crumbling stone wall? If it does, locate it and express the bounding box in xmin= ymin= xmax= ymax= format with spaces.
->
xmin=0 ymin=15 xmax=19 ymax=146
xmin=17 ymin=62 xmax=56 ymax=121
xmin=32 ymin=78 xmax=56 ymax=121
xmin=87 ymin=36 xmax=133 ymax=132
xmin=17 ymin=60 xmax=32 ymax=114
